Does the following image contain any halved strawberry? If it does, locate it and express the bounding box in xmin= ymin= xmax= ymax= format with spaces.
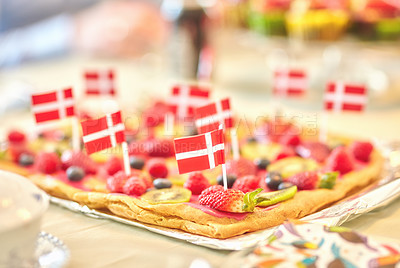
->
xmin=226 ymin=158 xmax=257 ymax=178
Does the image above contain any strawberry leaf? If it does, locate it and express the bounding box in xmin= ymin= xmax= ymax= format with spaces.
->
xmin=242 ymin=188 xmax=263 ymax=212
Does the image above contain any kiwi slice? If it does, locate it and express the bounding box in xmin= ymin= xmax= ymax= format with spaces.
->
xmin=256 ymin=186 xmax=297 ymax=207
xmin=268 ymin=157 xmax=319 ymax=178
xmin=141 ymin=188 xmax=192 ymax=205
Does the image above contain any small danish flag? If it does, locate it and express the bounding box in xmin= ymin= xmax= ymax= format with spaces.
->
xmin=174 ymin=128 xmax=225 ymax=174
xmin=194 ymin=98 xmax=234 ymax=134
xmin=273 ymin=69 xmax=308 ymax=97
xmin=169 ymin=85 xmax=210 ymax=120
xmin=81 ymin=111 xmax=125 ymax=154
xmin=31 ymin=88 xmax=75 ymax=124
xmin=324 ymin=82 xmax=367 ymax=112
xmin=84 ymin=69 xmax=116 ymax=96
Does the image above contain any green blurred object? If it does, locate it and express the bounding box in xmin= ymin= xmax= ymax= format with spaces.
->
xmin=376 ymin=18 xmax=400 ymax=40
xmin=248 ymin=10 xmax=287 ymax=36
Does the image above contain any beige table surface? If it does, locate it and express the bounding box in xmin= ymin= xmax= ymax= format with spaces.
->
xmin=1 ymin=55 xmax=400 ymax=268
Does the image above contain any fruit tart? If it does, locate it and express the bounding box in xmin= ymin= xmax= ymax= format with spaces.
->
xmin=0 ymin=116 xmax=383 ymax=239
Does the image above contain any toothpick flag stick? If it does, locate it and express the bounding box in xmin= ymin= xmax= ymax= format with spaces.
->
xmin=71 ymin=117 xmax=81 ymax=151
xmin=81 ymin=111 xmax=131 ymax=177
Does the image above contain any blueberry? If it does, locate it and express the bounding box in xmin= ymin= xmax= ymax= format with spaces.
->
xmin=254 ymin=158 xmax=271 ymax=170
xmin=18 ymin=153 xmax=34 ymax=166
xmin=247 ymin=136 xmax=257 ymax=143
xmin=265 ymin=172 xmax=283 ymax=191
xmin=153 ymin=178 xmax=172 ymax=189
xmin=129 ymin=156 xmax=145 ymax=170
xmin=217 ymin=174 xmax=237 ymax=188
xmin=278 ymin=182 xmax=294 ymax=190
xmin=66 ymin=166 xmax=85 ymax=182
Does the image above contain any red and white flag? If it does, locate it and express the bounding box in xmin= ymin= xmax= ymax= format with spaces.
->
xmin=81 ymin=111 xmax=125 ymax=154
xmin=31 ymin=88 xmax=75 ymax=124
xmin=194 ymin=98 xmax=234 ymax=134
xmin=324 ymin=82 xmax=367 ymax=112
xmin=84 ymin=69 xmax=116 ymax=96
xmin=174 ymin=128 xmax=225 ymax=174
xmin=169 ymin=85 xmax=210 ymax=120
xmin=273 ymin=69 xmax=308 ymax=97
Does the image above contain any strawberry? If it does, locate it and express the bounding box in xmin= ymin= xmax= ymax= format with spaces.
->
xmin=7 ymin=130 xmax=26 ymax=144
xmin=104 ymin=156 xmax=123 ymax=176
xmin=326 ymin=146 xmax=354 ymax=174
xmin=123 ymin=176 xmax=147 ymax=196
xmin=61 ymin=150 xmax=97 ymax=174
xmin=35 ymin=152 xmax=60 ymax=174
xmin=199 ymin=185 xmax=224 ymax=198
xmin=296 ymin=142 xmax=330 ymax=163
xmin=183 ymin=172 xmax=210 ymax=195
xmin=286 ymin=171 xmax=318 ymax=190
xmin=146 ymin=158 xmax=168 ymax=178
xmin=350 ymin=141 xmax=373 ymax=162
xmin=226 ymin=158 xmax=257 ymax=178
xmin=198 ymin=188 xmax=263 ymax=213
xmin=232 ymin=175 xmax=261 ymax=193
xmin=106 ymin=171 xmax=127 ymax=193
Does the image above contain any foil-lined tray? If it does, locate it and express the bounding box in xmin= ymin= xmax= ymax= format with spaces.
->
xmin=49 ymin=141 xmax=400 ymax=251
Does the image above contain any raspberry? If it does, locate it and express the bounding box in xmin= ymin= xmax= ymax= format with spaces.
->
xmin=146 ymin=158 xmax=168 ymax=178
xmin=7 ymin=130 xmax=26 ymax=144
xmin=35 ymin=152 xmax=60 ymax=174
xmin=106 ymin=171 xmax=126 ymax=193
xmin=183 ymin=172 xmax=210 ymax=195
xmin=350 ymin=141 xmax=373 ymax=162
xmin=232 ymin=175 xmax=261 ymax=193
xmin=280 ymin=134 xmax=301 ymax=147
xmin=123 ymin=176 xmax=147 ymax=196
xmin=61 ymin=150 xmax=97 ymax=174
xmin=286 ymin=171 xmax=318 ymax=190
xmin=296 ymin=142 xmax=331 ymax=163
xmin=326 ymin=147 xmax=354 ymax=174
xmin=275 ymin=147 xmax=296 ymax=161
xmin=226 ymin=158 xmax=257 ymax=178
xmin=104 ymin=156 xmax=123 ymax=176
xmin=140 ymin=174 xmax=153 ymax=189
xmin=199 ymin=185 xmax=224 ymax=199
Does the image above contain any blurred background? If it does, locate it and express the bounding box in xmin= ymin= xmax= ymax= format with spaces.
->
xmin=0 ymin=0 xmax=399 ymax=119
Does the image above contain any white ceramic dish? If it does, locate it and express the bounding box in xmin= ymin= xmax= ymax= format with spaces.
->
xmin=0 ymin=170 xmax=49 ymax=267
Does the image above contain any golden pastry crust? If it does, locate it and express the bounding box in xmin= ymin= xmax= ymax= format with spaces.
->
xmin=1 ymin=149 xmax=382 ymax=239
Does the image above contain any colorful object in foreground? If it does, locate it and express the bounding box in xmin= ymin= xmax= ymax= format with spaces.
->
xmin=244 ymin=221 xmax=400 ymax=267
xmin=174 ymin=128 xmax=225 ymax=174
xmin=324 ymin=81 xmax=367 ymax=112
xmin=168 ymin=84 xmax=210 ymax=120
xmin=273 ymin=69 xmax=308 ymax=97
xmin=81 ymin=111 xmax=125 ymax=155
xmin=84 ymin=69 xmax=116 ymax=96
xmin=31 ymin=88 xmax=75 ymax=124
xmin=194 ymin=98 xmax=234 ymax=134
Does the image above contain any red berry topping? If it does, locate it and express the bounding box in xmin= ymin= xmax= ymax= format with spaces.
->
xmin=350 ymin=141 xmax=373 ymax=162
xmin=106 ymin=171 xmax=126 ymax=193
xmin=286 ymin=171 xmax=318 ymax=190
xmin=296 ymin=142 xmax=331 ymax=163
xmin=7 ymin=130 xmax=26 ymax=144
xmin=145 ymin=138 xmax=175 ymax=158
xmin=61 ymin=150 xmax=97 ymax=174
xmin=123 ymin=176 xmax=147 ymax=196
xmin=226 ymin=158 xmax=257 ymax=178
xmin=35 ymin=152 xmax=60 ymax=174
xmin=280 ymin=134 xmax=301 ymax=147
xmin=140 ymin=173 xmax=153 ymax=189
xmin=9 ymin=145 xmax=31 ymax=163
xmin=232 ymin=175 xmax=261 ymax=193
xmin=183 ymin=172 xmax=210 ymax=195
xmin=146 ymin=158 xmax=168 ymax=178
xmin=199 ymin=185 xmax=224 ymax=198
xmin=104 ymin=156 xmax=123 ymax=176
xmin=326 ymin=147 xmax=354 ymax=175
xmin=199 ymin=189 xmax=248 ymax=213
xmin=275 ymin=147 xmax=296 ymax=161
